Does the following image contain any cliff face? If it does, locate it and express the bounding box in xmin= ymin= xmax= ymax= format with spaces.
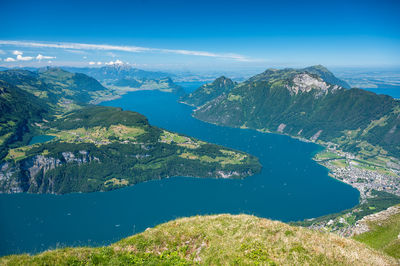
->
xmin=0 ymin=151 xmax=99 ymax=194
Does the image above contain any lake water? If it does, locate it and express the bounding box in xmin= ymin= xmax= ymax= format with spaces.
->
xmin=362 ymin=86 xmax=400 ymax=99
xmin=28 ymin=135 xmax=55 ymax=145
xmin=0 ymin=90 xmax=359 ymax=256
xmin=175 ymin=81 xmax=206 ymax=93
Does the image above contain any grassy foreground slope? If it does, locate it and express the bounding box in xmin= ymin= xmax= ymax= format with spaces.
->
xmin=1 ymin=215 xmax=397 ymax=265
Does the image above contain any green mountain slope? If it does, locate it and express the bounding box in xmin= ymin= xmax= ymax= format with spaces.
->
xmin=0 ymin=67 xmax=112 ymax=107
xmin=191 ymin=66 xmax=400 ymax=159
xmin=0 ymin=81 xmax=49 ymax=159
xmin=353 ymin=204 xmax=400 ymax=259
xmin=180 ymin=76 xmax=236 ymax=106
xmin=1 ymin=214 xmax=396 ymax=265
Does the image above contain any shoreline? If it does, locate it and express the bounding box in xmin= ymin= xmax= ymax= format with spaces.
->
xmin=100 ymin=91 xmax=399 ymax=233
xmin=186 ymin=109 xmax=400 ymax=221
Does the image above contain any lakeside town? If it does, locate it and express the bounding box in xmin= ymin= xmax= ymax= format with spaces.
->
xmin=306 ymin=142 xmax=400 ymax=236
xmin=314 ymin=143 xmax=400 ymax=200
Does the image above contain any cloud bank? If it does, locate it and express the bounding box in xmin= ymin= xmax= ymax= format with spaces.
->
xmin=2 ymin=50 xmax=56 ymax=62
xmin=0 ymin=40 xmax=251 ymax=61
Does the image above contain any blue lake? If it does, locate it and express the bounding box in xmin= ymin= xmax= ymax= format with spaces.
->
xmin=0 ymin=90 xmax=359 ymax=256
xmin=175 ymin=81 xmax=206 ymax=93
xmin=362 ymin=86 xmax=400 ymax=99
xmin=28 ymin=135 xmax=55 ymax=145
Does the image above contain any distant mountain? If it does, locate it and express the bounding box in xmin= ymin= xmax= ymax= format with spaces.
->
xmin=189 ymin=65 xmax=400 ymax=158
xmin=180 ymin=76 xmax=236 ymax=106
xmin=65 ymin=65 xmax=171 ymax=82
xmin=0 ymin=67 xmax=109 ymax=105
xmin=247 ymin=65 xmax=350 ymax=89
xmin=64 ymin=65 xmax=184 ymax=94
xmin=114 ymin=76 xmax=185 ymax=95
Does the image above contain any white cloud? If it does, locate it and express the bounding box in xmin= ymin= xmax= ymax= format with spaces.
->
xmin=107 ymin=52 xmax=116 ymax=58
xmin=97 ymin=61 xmax=102 ymax=65
xmin=5 ymin=57 xmax=16 ymax=62
xmin=65 ymin=49 xmax=86 ymax=54
xmin=0 ymin=40 xmax=251 ymax=61
xmin=105 ymin=59 xmax=124 ymax=65
xmin=89 ymin=61 xmax=96 ymax=65
xmin=13 ymin=50 xmax=23 ymax=55
xmin=36 ymin=54 xmax=56 ymax=60
xmin=17 ymin=54 xmax=33 ymax=61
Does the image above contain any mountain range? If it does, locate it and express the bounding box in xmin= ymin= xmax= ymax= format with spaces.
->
xmin=182 ymin=65 xmax=400 ymax=160
xmin=65 ymin=65 xmax=184 ymax=94
xmin=64 ymin=64 xmax=171 ymax=81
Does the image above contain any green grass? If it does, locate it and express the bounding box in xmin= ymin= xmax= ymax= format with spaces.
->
xmin=179 ymin=149 xmax=247 ymax=166
xmin=354 ymin=206 xmax=400 ymax=259
xmin=1 ymin=215 xmax=395 ymax=265
xmin=330 ymin=159 xmax=347 ymax=168
xmin=314 ymin=150 xmax=343 ymax=161
xmin=227 ymin=94 xmax=243 ymax=101
xmin=362 ymin=116 xmax=389 ymax=136
xmin=0 ymin=132 xmax=12 ymax=145
xmin=5 ymin=145 xmax=35 ymax=161
xmin=159 ymin=130 xmax=203 ymax=149
xmin=48 ymin=124 xmax=146 ymax=145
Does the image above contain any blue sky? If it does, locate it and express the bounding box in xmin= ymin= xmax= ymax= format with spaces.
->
xmin=0 ymin=0 xmax=399 ymax=71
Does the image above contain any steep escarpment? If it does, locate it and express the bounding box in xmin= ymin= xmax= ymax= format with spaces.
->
xmin=0 ymin=214 xmax=396 ymax=265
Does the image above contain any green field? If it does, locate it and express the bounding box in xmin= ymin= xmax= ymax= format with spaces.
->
xmin=354 ymin=206 xmax=400 ymax=258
